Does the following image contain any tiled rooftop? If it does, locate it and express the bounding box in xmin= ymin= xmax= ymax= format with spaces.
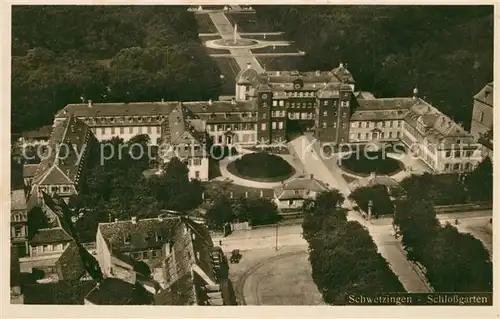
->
xmin=473 ymin=82 xmax=493 ymax=107
xmin=21 ymin=125 xmax=53 ymax=140
xmin=85 ymin=278 xmax=154 ymax=305
xmin=30 ymin=227 xmax=73 ymax=245
xmin=11 ymin=189 xmax=27 ymax=211
xmin=274 ymin=175 xmax=329 ymax=200
xmin=32 ymin=116 xmax=92 ymax=186
xmin=56 ymin=101 xmax=179 ymax=118
xmin=55 ymin=241 xmax=102 ymax=281
xmin=23 ymin=164 xmax=39 ymax=179
xmin=98 ymin=217 xmax=179 ymax=252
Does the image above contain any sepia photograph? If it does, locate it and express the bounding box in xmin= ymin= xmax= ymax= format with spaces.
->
xmin=7 ymin=2 xmax=495 ymax=310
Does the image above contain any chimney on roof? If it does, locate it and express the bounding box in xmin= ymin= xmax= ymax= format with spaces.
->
xmin=260 ymin=190 xmax=263 ymax=198
xmin=208 ymin=99 xmax=213 ymax=105
xmin=131 ymin=216 xmax=137 ymax=224
xmin=246 ymin=63 xmax=252 ymax=70
xmin=88 ymin=100 xmax=93 ymax=108
xmin=370 ymin=172 xmax=376 ymax=179
xmin=276 ymin=71 xmax=280 ymax=76
xmin=315 ymin=70 xmax=320 ymax=76
xmin=339 ymin=62 xmax=344 ymax=68
xmin=231 ymin=98 xmax=236 ymax=105
xmin=161 ymin=98 xmax=165 ymax=103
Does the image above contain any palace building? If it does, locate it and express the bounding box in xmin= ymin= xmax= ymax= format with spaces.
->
xmin=51 ymin=63 xmax=484 ymax=177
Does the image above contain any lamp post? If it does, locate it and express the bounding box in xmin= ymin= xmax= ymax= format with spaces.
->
xmin=275 ymin=222 xmax=279 ymax=251
xmin=367 ymin=200 xmax=373 ymax=221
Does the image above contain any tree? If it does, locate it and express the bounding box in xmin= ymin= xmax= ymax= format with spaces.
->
xmin=243 ymin=197 xmax=281 ymax=226
xmin=393 ymin=199 xmax=440 ymax=261
xmin=205 ymin=195 xmax=234 ymax=231
xmin=423 ymin=224 xmax=492 ymax=292
xmin=465 ymin=156 xmax=493 ymax=202
xmin=349 ymin=184 xmax=394 ymax=217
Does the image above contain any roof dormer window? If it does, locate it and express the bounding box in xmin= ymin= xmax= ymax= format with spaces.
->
xmin=210 ymin=113 xmax=216 ymax=119
xmin=225 ymin=113 xmax=231 ymax=119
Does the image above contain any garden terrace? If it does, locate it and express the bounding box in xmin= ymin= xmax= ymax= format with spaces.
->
xmin=227 ymin=153 xmax=295 ymax=182
xmin=225 ymin=12 xmax=274 ymax=33
xmin=195 ymin=14 xmax=218 ymax=33
xmin=251 ymin=46 xmax=300 ymax=54
xmin=212 ymin=57 xmax=240 ymax=94
xmin=340 ymin=151 xmax=404 ymax=177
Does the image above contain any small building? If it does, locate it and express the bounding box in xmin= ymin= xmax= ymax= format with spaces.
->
xmin=29 ymin=115 xmax=97 ymax=204
xmin=28 ymin=192 xmax=75 ymax=259
xmin=273 ymin=175 xmax=329 ymax=212
xmin=155 ymin=217 xmax=234 ymax=305
xmin=158 ymin=103 xmax=210 ymax=181
xmin=19 ymin=125 xmax=52 ymax=148
xmin=23 ymin=163 xmax=39 ymax=189
xmin=55 ymin=241 xmax=102 ymax=282
xmin=470 ymin=82 xmax=493 ymax=140
xmin=95 ymin=216 xmax=178 ymax=285
xmin=11 ymin=189 xmax=29 ymax=257
xmin=84 ymin=278 xmax=154 ymax=305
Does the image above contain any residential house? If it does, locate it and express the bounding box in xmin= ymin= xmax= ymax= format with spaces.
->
xmin=95 ymin=216 xmax=178 ymax=286
xmin=28 ymin=192 xmax=75 ymax=259
xmin=470 ymin=82 xmax=493 ymax=140
xmin=155 ymin=217 xmax=235 ymax=305
xmin=11 ymin=189 xmax=29 ymax=257
xmin=29 ymin=115 xmax=97 ymax=204
xmin=158 ymin=103 xmax=210 ymax=181
xmin=273 ymin=175 xmax=329 ymax=213
xmin=84 ymin=278 xmax=154 ymax=305
xmin=55 ymin=241 xmax=102 ymax=282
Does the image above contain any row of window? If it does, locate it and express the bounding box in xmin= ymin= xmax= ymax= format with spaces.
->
xmin=83 ymin=115 xmax=166 ymax=125
xmin=323 ymin=122 xmax=347 ymax=129
xmin=214 ymin=133 xmax=256 ymax=144
xmin=261 ymin=122 xmax=284 ymax=131
xmin=216 ymin=112 xmax=257 ymax=120
xmin=38 ymin=185 xmax=72 ymax=195
xmin=273 ymin=91 xmax=320 ymax=98
xmin=11 ymin=213 xmax=26 ymax=222
xmin=130 ymin=249 xmax=160 ymax=260
xmin=444 ymin=162 xmax=474 ymax=171
xmin=352 ymin=120 xmax=402 ymax=129
xmin=444 ymin=150 xmax=474 ymax=158
xmin=207 ymin=123 xmax=256 ymax=132
xmin=271 ymin=111 xmax=286 ymax=117
xmin=350 ymin=131 xmax=402 ymax=140
xmin=92 ymin=126 xmax=161 ymax=135
xmin=288 ymin=112 xmax=314 ymax=120
xmin=33 ymin=243 xmax=65 ymax=253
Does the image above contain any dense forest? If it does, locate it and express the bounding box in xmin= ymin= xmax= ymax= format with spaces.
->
xmin=12 ymin=6 xmax=493 ymax=133
xmin=11 ymin=6 xmax=222 ymax=133
xmin=254 ymin=5 xmax=493 ymax=129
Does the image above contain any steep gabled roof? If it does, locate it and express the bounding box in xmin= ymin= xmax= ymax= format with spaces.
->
xmin=32 ymin=116 xmax=91 ymax=186
xmin=11 ymin=189 xmax=27 ymax=211
xmin=473 ymin=82 xmax=493 ymax=107
xmin=55 ymin=241 xmax=103 ymax=281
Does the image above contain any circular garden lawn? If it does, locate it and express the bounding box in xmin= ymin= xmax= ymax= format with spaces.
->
xmin=340 ymin=151 xmax=404 ymax=177
xmin=227 ymin=152 xmax=295 ymax=182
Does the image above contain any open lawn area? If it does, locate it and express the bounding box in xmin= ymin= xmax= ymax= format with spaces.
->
xmin=212 ymin=57 xmax=240 ymax=95
xmin=257 ymin=56 xmax=302 ymax=71
xmin=251 ymin=46 xmax=300 ymax=54
xmin=229 ymin=247 xmax=324 ymax=305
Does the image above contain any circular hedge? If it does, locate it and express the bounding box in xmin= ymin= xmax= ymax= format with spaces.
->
xmin=227 ymin=152 xmax=295 ymax=182
xmin=340 ymin=151 xmax=404 ymax=177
